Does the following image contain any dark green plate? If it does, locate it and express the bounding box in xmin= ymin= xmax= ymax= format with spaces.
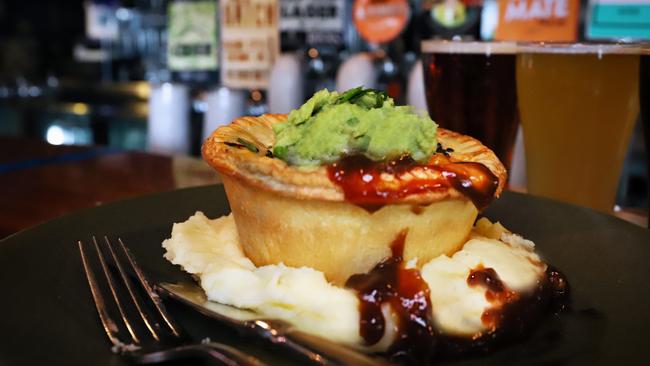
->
xmin=0 ymin=186 xmax=648 ymax=365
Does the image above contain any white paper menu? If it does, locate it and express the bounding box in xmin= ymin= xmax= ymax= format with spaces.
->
xmin=220 ymin=0 xmax=280 ymax=90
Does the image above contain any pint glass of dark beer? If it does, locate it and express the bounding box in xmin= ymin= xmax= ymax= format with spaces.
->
xmin=421 ymin=41 xmax=519 ymax=171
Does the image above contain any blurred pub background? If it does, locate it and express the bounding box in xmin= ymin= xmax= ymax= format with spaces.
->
xmin=0 ymin=0 xmax=649 ymax=229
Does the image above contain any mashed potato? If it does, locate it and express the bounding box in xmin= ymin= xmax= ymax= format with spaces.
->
xmin=163 ymin=212 xmax=545 ymax=349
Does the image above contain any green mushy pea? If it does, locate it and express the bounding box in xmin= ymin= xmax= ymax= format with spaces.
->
xmin=272 ymin=88 xmax=438 ymax=166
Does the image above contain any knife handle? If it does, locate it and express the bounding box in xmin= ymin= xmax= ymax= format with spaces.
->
xmin=280 ymin=328 xmax=391 ymax=366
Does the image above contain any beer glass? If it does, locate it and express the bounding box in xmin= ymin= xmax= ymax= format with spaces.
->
xmin=516 ymin=44 xmax=642 ymax=213
xmin=421 ymin=40 xmax=519 ymax=171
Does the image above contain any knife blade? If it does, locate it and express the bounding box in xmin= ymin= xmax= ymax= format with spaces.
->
xmin=156 ymin=282 xmax=392 ymax=366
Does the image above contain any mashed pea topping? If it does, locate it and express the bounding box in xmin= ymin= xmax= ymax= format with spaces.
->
xmin=272 ymin=88 xmax=438 ymax=166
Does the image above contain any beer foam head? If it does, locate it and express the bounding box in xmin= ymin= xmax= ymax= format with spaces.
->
xmin=421 ymin=41 xmax=517 ymax=55
xmin=517 ymin=43 xmax=650 ymax=55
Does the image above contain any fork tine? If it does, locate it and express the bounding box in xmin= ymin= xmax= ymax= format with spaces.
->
xmin=92 ymin=236 xmax=141 ymax=345
xmin=117 ymin=238 xmax=182 ymax=338
xmin=78 ymin=240 xmax=123 ymax=348
xmin=84 ymin=238 xmax=265 ymax=366
xmin=104 ymin=237 xmax=161 ymax=341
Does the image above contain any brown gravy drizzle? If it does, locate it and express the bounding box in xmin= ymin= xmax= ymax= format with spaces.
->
xmin=345 ymin=231 xmax=571 ymax=365
xmin=345 ymin=230 xmax=436 ymax=363
xmin=410 ymin=205 xmax=425 ymax=215
xmin=467 ymin=265 xmax=520 ymax=330
xmin=326 ymin=154 xmax=499 ymax=212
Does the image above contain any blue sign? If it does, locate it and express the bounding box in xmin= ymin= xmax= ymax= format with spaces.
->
xmin=587 ymin=0 xmax=650 ymax=40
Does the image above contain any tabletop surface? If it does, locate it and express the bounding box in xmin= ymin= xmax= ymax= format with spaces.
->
xmin=0 ymin=185 xmax=649 ymax=366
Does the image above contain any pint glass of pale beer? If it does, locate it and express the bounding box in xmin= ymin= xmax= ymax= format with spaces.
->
xmin=516 ymin=44 xmax=642 ymax=212
xmin=422 ymin=41 xmax=519 ymax=171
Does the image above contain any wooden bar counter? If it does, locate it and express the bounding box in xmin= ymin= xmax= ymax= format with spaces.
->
xmin=0 ymin=137 xmax=219 ymax=238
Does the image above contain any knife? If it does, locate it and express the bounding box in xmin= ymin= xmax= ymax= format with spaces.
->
xmin=156 ymin=282 xmax=391 ymax=366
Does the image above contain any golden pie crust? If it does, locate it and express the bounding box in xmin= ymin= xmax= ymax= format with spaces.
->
xmin=202 ymin=114 xmax=507 ymax=285
xmin=203 ymin=114 xmax=506 ymax=203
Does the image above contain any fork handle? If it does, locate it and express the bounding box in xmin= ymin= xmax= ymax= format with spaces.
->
xmin=199 ymin=342 xmax=265 ymax=366
xmin=136 ymin=343 xmax=265 ymax=366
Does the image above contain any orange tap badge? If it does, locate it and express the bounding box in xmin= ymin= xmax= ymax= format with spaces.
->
xmin=494 ymin=0 xmax=580 ymax=42
xmin=353 ymin=0 xmax=411 ymax=44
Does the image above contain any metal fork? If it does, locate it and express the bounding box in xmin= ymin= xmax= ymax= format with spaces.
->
xmin=78 ymin=237 xmax=264 ymax=365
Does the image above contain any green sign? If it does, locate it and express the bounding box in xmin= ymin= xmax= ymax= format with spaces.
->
xmin=168 ymin=1 xmax=219 ymax=71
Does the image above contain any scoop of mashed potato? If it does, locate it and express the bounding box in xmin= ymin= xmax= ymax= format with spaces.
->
xmin=163 ymin=212 xmax=367 ymax=346
xmin=163 ymin=213 xmax=545 ymax=349
xmin=422 ymin=220 xmax=545 ymax=336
